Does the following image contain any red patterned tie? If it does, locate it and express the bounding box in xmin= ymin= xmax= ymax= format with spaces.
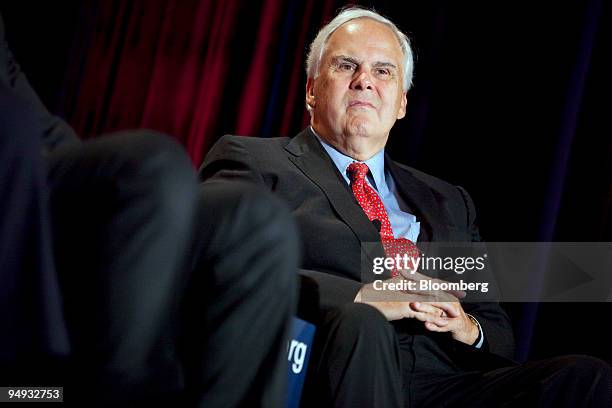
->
xmin=347 ymin=162 xmax=419 ymax=277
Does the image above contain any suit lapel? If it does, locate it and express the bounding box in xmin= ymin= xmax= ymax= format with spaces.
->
xmin=386 ymin=156 xmax=453 ymax=243
xmin=285 ymin=129 xmax=385 ymax=261
xmin=284 ymin=129 xmax=455 ymax=262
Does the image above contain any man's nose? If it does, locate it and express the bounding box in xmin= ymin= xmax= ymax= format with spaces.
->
xmin=350 ymin=69 xmax=373 ymax=91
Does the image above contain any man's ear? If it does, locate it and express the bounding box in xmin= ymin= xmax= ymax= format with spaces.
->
xmin=306 ymin=77 xmax=316 ymax=109
xmin=397 ymin=92 xmax=407 ymax=119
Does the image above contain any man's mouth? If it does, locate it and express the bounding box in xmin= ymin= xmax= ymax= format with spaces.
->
xmin=348 ymin=100 xmax=375 ymax=109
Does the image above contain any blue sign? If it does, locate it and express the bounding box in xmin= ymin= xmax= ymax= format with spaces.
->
xmin=285 ymin=318 xmax=316 ymax=408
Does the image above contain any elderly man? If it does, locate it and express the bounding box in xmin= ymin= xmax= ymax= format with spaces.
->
xmin=200 ymin=7 xmax=611 ymax=407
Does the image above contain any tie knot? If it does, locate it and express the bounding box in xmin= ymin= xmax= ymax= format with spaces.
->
xmin=347 ymin=162 xmax=369 ymax=182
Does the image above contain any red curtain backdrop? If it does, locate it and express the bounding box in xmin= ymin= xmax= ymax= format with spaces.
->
xmin=65 ymin=0 xmax=346 ymax=165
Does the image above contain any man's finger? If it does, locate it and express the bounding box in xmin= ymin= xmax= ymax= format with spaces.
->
xmin=423 ymin=321 xmax=452 ymax=332
xmin=410 ymin=301 xmax=442 ymax=316
xmin=425 ymin=301 xmax=462 ymax=318
xmin=401 ymin=289 xmax=458 ymax=303
xmin=410 ymin=310 xmax=449 ymax=327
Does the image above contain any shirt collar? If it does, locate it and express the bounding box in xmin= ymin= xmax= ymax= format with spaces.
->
xmin=311 ymin=126 xmax=386 ymax=191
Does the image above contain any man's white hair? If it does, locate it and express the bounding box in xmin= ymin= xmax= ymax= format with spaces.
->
xmin=306 ymin=7 xmax=414 ymax=92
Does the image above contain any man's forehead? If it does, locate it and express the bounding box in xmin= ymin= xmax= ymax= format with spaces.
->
xmin=323 ymin=18 xmax=403 ymax=62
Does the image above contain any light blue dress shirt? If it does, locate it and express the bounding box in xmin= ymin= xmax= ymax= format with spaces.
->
xmin=313 ymin=129 xmax=485 ymax=348
xmin=313 ymin=132 xmax=421 ymax=242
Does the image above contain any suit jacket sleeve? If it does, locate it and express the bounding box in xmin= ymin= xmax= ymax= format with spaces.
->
xmin=0 ymin=13 xmax=79 ymax=151
xmin=455 ymin=185 xmax=516 ymax=360
xmin=200 ymin=135 xmax=364 ymax=319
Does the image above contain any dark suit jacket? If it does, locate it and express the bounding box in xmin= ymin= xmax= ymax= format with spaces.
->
xmin=0 ymin=13 xmax=78 ymax=151
xmin=200 ymin=127 xmax=516 ymax=370
xmin=0 ymin=12 xmax=72 ymax=366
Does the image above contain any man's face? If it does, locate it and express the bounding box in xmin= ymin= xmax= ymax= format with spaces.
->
xmin=307 ymin=18 xmax=407 ymax=155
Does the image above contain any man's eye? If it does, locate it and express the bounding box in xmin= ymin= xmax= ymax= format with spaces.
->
xmin=339 ymin=63 xmax=355 ymax=71
xmin=375 ymin=68 xmax=391 ymax=76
